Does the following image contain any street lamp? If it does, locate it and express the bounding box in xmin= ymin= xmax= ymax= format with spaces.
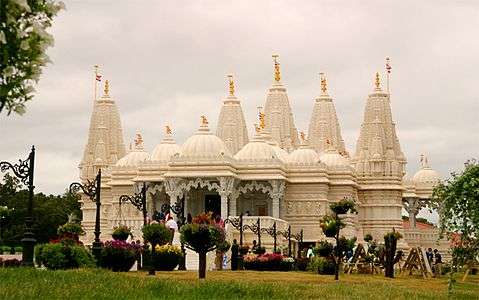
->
xmin=119 ymin=182 xmax=147 ymax=226
xmin=0 ymin=146 xmax=36 ymax=266
xmin=69 ymin=169 xmax=102 ymax=264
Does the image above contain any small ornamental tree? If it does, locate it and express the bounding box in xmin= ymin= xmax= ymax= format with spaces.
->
xmin=432 ymin=159 xmax=479 ymax=272
xmin=383 ymin=230 xmax=403 ymax=278
xmin=320 ymin=197 xmax=357 ymax=280
xmin=180 ymin=212 xmax=225 ymax=279
xmin=0 ymin=0 xmax=65 ymax=115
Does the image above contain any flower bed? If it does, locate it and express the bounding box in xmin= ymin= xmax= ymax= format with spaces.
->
xmin=243 ymin=253 xmax=294 ymax=271
xmin=151 ymin=244 xmax=183 ymax=271
xmin=100 ymin=240 xmax=141 ymax=272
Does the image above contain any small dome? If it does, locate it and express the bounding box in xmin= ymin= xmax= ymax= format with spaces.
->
xmin=402 ymin=173 xmax=414 ymax=186
xmin=273 ymin=146 xmax=289 ymax=163
xmin=288 ymin=137 xmax=320 ymax=165
xmin=235 ymin=131 xmax=277 ymax=161
xmin=116 ymin=133 xmax=150 ymax=167
xmin=180 ymin=117 xmax=231 ymax=159
xmin=412 ymin=155 xmax=441 ymax=185
xmin=150 ymin=126 xmax=180 ymax=163
xmin=319 ymin=148 xmax=349 ymax=167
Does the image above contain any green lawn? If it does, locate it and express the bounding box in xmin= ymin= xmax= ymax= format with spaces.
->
xmin=0 ymin=268 xmax=478 ymax=300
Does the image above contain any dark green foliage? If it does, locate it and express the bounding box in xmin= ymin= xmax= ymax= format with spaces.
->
xmin=432 ymin=159 xmax=479 ymax=269
xmin=0 ymin=0 xmax=64 ymax=115
xmin=142 ymin=223 xmax=172 ymax=246
xmin=100 ymin=240 xmax=139 ymax=272
xmin=216 ymin=240 xmax=231 ymax=253
xmin=180 ymin=223 xmax=225 ymax=254
xmin=314 ymin=241 xmax=334 ymax=257
xmin=384 ymin=230 xmax=402 ymax=278
xmin=112 ymin=225 xmax=131 ymax=241
xmin=35 ymin=243 xmax=95 ymax=270
xmin=0 ymin=174 xmax=81 ymax=246
xmin=307 ymin=257 xmax=335 ymax=275
xmin=57 ymin=223 xmax=84 ymax=237
xmin=330 ymin=198 xmax=357 ymax=215
xmin=364 ymin=233 xmax=373 ymax=243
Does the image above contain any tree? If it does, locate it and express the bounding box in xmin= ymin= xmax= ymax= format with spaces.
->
xmin=180 ymin=213 xmax=225 ymax=279
xmin=320 ymin=197 xmax=357 ymax=280
xmin=0 ymin=173 xmax=81 ymax=245
xmin=432 ymin=159 xmax=479 ymax=270
xmin=0 ymin=0 xmax=64 ymax=115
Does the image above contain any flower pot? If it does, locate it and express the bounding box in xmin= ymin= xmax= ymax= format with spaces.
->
xmin=112 ymin=232 xmax=130 ymax=241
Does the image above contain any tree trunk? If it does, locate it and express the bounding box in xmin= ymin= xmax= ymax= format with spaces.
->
xmin=199 ymin=251 xmax=207 ymax=279
xmin=334 ymin=231 xmax=340 ymax=281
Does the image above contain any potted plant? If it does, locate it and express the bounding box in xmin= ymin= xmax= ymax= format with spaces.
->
xmin=151 ymin=244 xmax=183 ymax=271
xmin=142 ymin=223 xmax=172 ymax=247
xmin=112 ymin=225 xmax=132 ymax=241
xmin=100 ymin=240 xmax=141 ymax=272
xmin=320 ymin=216 xmax=340 ymax=238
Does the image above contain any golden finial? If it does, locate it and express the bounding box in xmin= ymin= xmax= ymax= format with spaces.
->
xmin=104 ymin=80 xmax=110 ymax=96
xmin=254 ymin=124 xmax=260 ymax=133
xmin=375 ymin=72 xmax=381 ymax=90
xmin=200 ymin=115 xmax=208 ymax=125
xmin=165 ymin=125 xmax=172 ymax=135
xmin=258 ymin=111 xmax=266 ymax=130
xmin=320 ymin=72 xmax=327 ymax=94
xmin=227 ymin=74 xmax=235 ymax=96
xmin=326 ymin=139 xmax=331 ymax=145
xmin=300 ymin=131 xmax=306 ymax=141
xmin=272 ymin=54 xmax=281 ymax=82
xmin=134 ymin=132 xmax=143 ymax=147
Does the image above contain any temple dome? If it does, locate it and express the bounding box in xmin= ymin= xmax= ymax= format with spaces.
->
xmin=288 ymin=137 xmax=320 ymax=165
xmin=235 ymin=131 xmax=277 ymax=161
xmin=273 ymin=146 xmax=289 ymax=163
xmin=319 ymin=147 xmax=349 ymax=167
xmin=116 ymin=133 xmax=149 ymax=167
xmin=150 ymin=127 xmax=180 ymax=163
xmin=412 ymin=155 xmax=441 ymax=185
xmin=180 ymin=117 xmax=231 ymax=159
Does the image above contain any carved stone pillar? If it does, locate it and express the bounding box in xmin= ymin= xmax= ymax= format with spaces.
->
xmin=229 ymin=192 xmax=238 ymax=217
xmin=218 ymin=177 xmax=235 ymax=220
xmin=403 ymin=197 xmax=419 ymax=229
xmin=269 ymin=180 xmax=285 ymax=219
xmin=165 ymin=178 xmax=181 ymax=221
xmin=219 ymin=192 xmax=228 ymax=220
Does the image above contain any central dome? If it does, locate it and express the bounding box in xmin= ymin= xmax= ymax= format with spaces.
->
xmin=116 ymin=133 xmax=150 ymax=167
xmin=179 ymin=117 xmax=231 ymax=159
xmin=235 ymin=130 xmax=279 ymax=162
xmin=150 ymin=126 xmax=181 ymax=163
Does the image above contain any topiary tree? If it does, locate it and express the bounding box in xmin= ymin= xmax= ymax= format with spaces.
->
xmin=180 ymin=213 xmax=225 ymax=279
xmin=142 ymin=223 xmax=172 ymax=247
xmin=320 ymin=197 xmax=357 ymax=280
xmin=383 ymin=230 xmax=402 ymax=278
xmin=0 ymin=0 xmax=65 ymax=115
xmin=432 ymin=159 xmax=479 ymax=276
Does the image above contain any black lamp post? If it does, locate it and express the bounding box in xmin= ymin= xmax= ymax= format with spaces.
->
xmin=119 ymin=182 xmax=147 ymax=226
xmin=161 ymin=199 xmax=186 ymax=270
xmin=69 ymin=169 xmax=102 ymax=264
xmin=0 ymin=146 xmax=36 ymax=266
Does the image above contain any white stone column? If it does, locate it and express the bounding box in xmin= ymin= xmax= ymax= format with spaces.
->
xmin=220 ymin=192 xmax=228 ymax=220
xmin=229 ymin=195 xmax=237 ymax=217
xmin=269 ymin=180 xmax=285 ymax=219
xmin=272 ymin=195 xmax=280 ymax=219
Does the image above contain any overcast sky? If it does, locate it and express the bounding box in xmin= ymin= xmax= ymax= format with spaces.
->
xmin=1 ymin=0 xmax=478 ymax=213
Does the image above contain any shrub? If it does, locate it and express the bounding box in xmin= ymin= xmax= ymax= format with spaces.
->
xmin=14 ymin=246 xmax=22 ymax=253
xmin=35 ymin=243 xmax=95 ymax=270
xmin=315 ymin=241 xmax=334 ymax=257
xmin=308 ymin=257 xmax=335 ymax=275
xmin=142 ymin=223 xmax=172 ymax=246
xmin=330 ymin=198 xmax=357 ymax=215
xmin=151 ymin=244 xmax=183 ymax=271
xmin=100 ymin=240 xmax=141 ymax=272
xmin=253 ymin=246 xmax=266 ymax=255
xmin=295 ymin=257 xmax=309 ymax=271
xmin=58 ymin=222 xmax=85 ymax=237
xmin=320 ymin=216 xmax=341 ymax=238
xmin=243 ymin=253 xmax=291 ymax=271
xmin=364 ymin=233 xmax=373 ymax=243
xmin=216 ymin=240 xmax=231 ymax=253
xmin=112 ymin=225 xmax=132 ymax=241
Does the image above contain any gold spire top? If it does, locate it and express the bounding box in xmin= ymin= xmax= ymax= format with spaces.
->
xmin=165 ymin=125 xmax=172 ymax=135
xmin=200 ymin=115 xmax=208 ymax=125
xmin=320 ymin=72 xmax=327 ymax=94
xmin=254 ymin=123 xmax=260 ymax=133
xmin=104 ymin=80 xmax=110 ymax=96
xmin=300 ymin=131 xmax=306 ymax=141
xmin=374 ymin=72 xmax=381 ymax=91
xmin=227 ymin=74 xmax=235 ymax=96
xmin=134 ymin=132 xmax=143 ymax=148
xmin=272 ymin=54 xmax=281 ymax=82
xmin=258 ymin=111 xmax=266 ymax=130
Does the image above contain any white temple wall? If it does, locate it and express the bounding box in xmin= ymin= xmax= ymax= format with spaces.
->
xmin=237 ymin=192 xmax=271 ymax=216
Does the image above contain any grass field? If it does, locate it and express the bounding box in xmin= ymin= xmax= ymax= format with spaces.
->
xmin=0 ymin=268 xmax=478 ymax=300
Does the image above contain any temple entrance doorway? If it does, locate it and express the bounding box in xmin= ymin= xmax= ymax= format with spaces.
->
xmin=204 ymin=194 xmax=221 ymax=217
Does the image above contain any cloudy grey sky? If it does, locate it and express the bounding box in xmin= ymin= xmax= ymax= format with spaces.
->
xmin=1 ymin=0 xmax=478 ymax=206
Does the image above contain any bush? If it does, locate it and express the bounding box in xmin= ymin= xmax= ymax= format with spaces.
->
xmin=112 ymin=225 xmax=132 ymax=241
xmin=315 ymin=241 xmax=333 ymax=257
xmin=216 ymin=240 xmax=231 ymax=253
xmin=364 ymin=233 xmax=373 ymax=243
xmin=35 ymin=243 xmax=95 ymax=270
xmin=151 ymin=244 xmax=183 ymax=271
xmin=58 ymin=222 xmax=85 ymax=236
xmin=330 ymin=199 xmax=357 ymax=215
xmin=100 ymin=240 xmax=141 ymax=272
xmin=320 ymin=216 xmax=341 ymax=238
xmin=295 ymin=257 xmax=309 ymax=271
xmin=243 ymin=253 xmax=292 ymax=271
xmin=142 ymin=223 xmax=172 ymax=246
xmin=253 ymin=246 xmax=266 ymax=255
xmin=308 ymin=257 xmax=335 ymax=275
xmin=14 ymin=246 xmax=22 ymax=253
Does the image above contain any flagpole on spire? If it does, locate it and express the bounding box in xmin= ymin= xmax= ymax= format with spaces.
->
xmin=386 ymin=57 xmax=391 ymax=94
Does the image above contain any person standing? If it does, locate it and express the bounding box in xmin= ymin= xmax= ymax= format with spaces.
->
xmin=231 ymin=239 xmax=239 ymax=271
xmin=307 ymin=245 xmax=314 ymax=259
xmin=433 ymin=249 xmax=443 ymax=277
xmin=426 ymin=248 xmax=434 ymax=267
xmin=165 ymin=216 xmax=178 ymax=244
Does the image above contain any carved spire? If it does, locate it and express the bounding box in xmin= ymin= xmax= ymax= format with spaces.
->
xmin=272 ymin=54 xmax=281 ymax=82
xmin=307 ymin=74 xmax=347 ymax=154
xmin=216 ymin=75 xmax=249 ymax=154
xmin=227 ymin=74 xmax=235 ymax=97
